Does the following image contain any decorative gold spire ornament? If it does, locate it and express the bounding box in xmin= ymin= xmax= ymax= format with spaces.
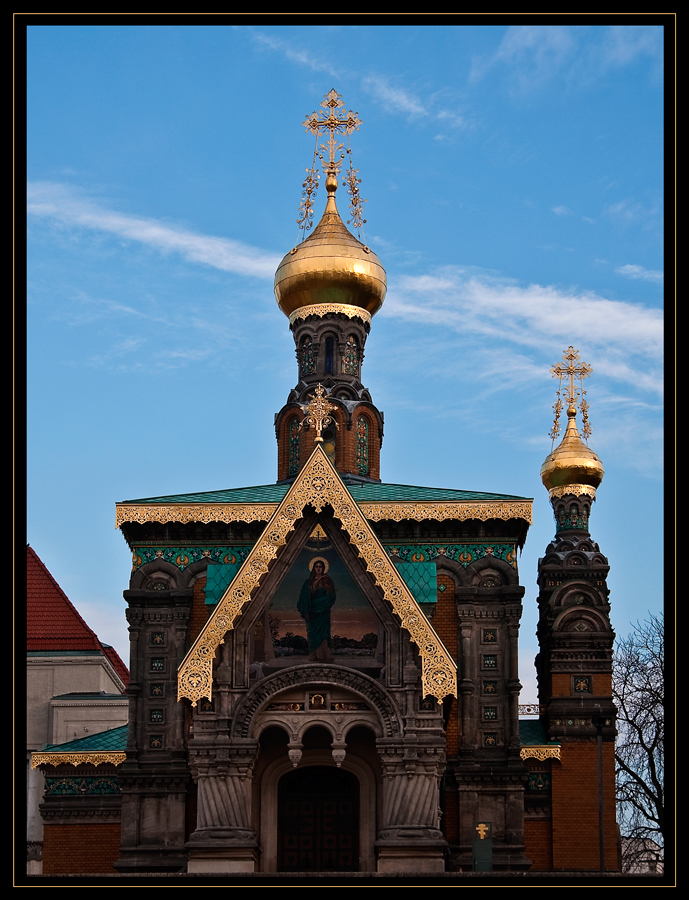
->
xmin=541 ymin=346 xmax=604 ymax=498
xmin=299 ymin=89 xmax=366 ymax=239
xmin=300 ymin=383 xmax=338 ymax=443
xmin=548 ymin=345 xmax=593 ymax=442
xmin=274 ymin=89 xmax=387 ymax=319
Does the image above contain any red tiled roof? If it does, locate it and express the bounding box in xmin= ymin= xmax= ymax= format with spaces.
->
xmin=26 ymin=546 xmax=129 ymax=685
xmin=102 ymin=643 xmax=130 ymax=687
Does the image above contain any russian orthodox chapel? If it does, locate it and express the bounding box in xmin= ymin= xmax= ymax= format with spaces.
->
xmin=33 ymin=91 xmax=619 ymax=876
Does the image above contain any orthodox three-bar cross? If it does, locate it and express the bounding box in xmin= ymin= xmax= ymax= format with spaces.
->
xmin=549 ymin=346 xmax=593 ymax=441
xmin=298 ymin=89 xmax=367 ymax=234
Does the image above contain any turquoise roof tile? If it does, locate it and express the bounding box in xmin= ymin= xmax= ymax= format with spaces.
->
xmin=43 ymin=725 xmax=128 ymax=753
xmin=122 ymin=482 xmax=530 ymax=506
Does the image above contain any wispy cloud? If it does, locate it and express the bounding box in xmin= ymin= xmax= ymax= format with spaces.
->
xmin=382 ymin=266 xmax=663 ymax=395
xmin=470 ymin=24 xmax=663 ymax=93
xmin=27 ymin=182 xmax=280 ymax=279
xmin=615 ymin=263 xmax=664 ymax=283
xmin=247 ymin=29 xmax=342 ymax=79
xmin=470 ymin=25 xmax=576 ymax=91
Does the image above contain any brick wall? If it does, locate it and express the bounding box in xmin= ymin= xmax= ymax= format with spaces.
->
xmin=551 ymin=741 xmax=618 ymax=869
xmin=188 ymin=577 xmax=211 ymax=646
xmin=42 ymin=822 xmax=121 ymax=874
xmin=524 ymin=818 xmax=553 ymax=870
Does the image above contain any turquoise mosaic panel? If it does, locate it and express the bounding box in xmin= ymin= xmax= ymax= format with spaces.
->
xmin=205 ymin=562 xmax=243 ymax=605
xmin=385 ymin=544 xmax=517 ymax=569
xmin=45 ymin=777 xmax=120 ymax=795
xmin=131 ymin=546 xmax=253 ymax=572
xmin=394 ymin=561 xmax=437 ymax=605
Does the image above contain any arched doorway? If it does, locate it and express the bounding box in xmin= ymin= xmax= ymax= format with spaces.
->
xmin=277 ymin=766 xmax=359 ymax=872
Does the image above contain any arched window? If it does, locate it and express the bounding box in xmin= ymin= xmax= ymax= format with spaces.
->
xmin=300 ymin=336 xmax=316 ymax=377
xmin=288 ymin=416 xmax=301 ymax=475
xmin=342 ymin=335 xmax=359 ymax=375
xmin=356 ymin=416 xmax=369 ymax=476
xmin=325 ymin=337 xmax=335 ymax=374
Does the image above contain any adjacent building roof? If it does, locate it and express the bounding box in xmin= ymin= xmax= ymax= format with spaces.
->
xmin=26 ymin=545 xmax=129 ymax=685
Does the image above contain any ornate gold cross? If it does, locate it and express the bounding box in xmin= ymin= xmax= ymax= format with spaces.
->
xmin=297 ymin=90 xmax=367 ymax=235
xmin=303 ymin=88 xmax=362 ymax=176
xmin=300 ymin=383 xmax=338 ymax=443
xmin=549 ymin=346 xmax=593 ymax=441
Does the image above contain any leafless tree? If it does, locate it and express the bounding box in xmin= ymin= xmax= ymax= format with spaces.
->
xmin=612 ymin=613 xmax=664 ymax=873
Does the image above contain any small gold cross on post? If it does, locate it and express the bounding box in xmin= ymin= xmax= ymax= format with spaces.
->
xmin=300 ymin=384 xmax=338 ymax=444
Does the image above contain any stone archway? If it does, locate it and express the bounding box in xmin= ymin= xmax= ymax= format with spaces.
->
xmin=258 ymin=748 xmax=376 ymax=873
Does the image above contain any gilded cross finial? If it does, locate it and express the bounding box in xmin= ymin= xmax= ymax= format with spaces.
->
xmin=549 ymin=346 xmax=593 ymax=442
xmin=300 ymin=383 xmax=339 ymax=443
xmin=297 ymin=89 xmax=367 ymax=239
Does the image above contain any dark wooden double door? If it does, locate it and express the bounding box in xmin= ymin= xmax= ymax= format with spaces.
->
xmin=277 ymin=766 xmax=359 ymax=872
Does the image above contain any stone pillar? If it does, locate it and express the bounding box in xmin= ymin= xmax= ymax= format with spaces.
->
xmin=186 ymin=741 xmax=259 ymax=873
xmin=375 ymin=739 xmax=447 ymax=873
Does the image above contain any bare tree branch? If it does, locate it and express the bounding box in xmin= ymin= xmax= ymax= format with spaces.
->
xmin=612 ymin=613 xmax=664 ymax=872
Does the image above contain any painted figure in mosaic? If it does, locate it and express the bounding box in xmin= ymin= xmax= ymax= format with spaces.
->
xmin=297 ymin=557 xmax=336 ymax=661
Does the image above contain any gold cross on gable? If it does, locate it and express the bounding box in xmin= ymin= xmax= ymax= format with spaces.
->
xmin=475 ymin=823 xmax=490 ymax=840
xmin=300 ymin=383 xmax=339 ymax=443
xmin=303 ymin=89 xmax=362 ymax=176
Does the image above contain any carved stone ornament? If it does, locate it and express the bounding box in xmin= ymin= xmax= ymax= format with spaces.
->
xmin=177 ymin=445 xmax=457 ymax=706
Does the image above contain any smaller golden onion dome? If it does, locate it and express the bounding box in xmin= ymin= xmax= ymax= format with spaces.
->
xmin=540 ymin=405 xmax=604 ymax=492
xmin=274 ymin=175 xmax=387 ymax=318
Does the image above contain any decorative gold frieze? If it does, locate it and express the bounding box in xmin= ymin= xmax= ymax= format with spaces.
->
xmin=117 ymin=499 xmax=532 ymax=529
xmin=520 ymin=746 xmax=561 ymax=761
xmin=31 ymin=751 xmax=126 ymax=768
xmin=360 ymin=500 xmax=533 ymax=524
xmin=115 ymin=503 xmax=278 ymax=528
xmin=518 ymin=704 xmax=546 ymax=716
xmin=289 ymin=303 xmax=372 ymax=327
xmin=548 ymin=484 xmax=597 ymax=500
xmin=177 ymin=446 xmax=457 ymax=707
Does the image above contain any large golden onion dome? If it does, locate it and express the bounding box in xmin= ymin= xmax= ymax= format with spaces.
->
xmin=274 ymin=174 xmax=387 ymax=318
xmin=540 ymin=404 xmax=604 ymax=492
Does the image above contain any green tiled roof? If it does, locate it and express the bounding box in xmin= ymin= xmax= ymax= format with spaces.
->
xmin=122 ymin=482 xmax=530 ymax=505
xmin=519 ymin=720 xmax=549 ymax=745
xmin=43 ymin=725 xmax=128 ymax=753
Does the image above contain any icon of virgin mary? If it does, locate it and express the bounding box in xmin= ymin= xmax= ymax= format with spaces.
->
xmin=297 ymin=557 xmax=336 ymax=661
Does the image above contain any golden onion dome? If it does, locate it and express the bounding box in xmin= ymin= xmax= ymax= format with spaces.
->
xmin=274 ymin=174 xmax=387 ymax=318
xmin=540 ymin=405 xmax=604 ymax=492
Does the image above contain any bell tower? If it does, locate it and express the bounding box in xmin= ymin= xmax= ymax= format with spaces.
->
xmin=534 ymin=347 xmax=618 ymax=870
xmin=273 ymin=90 xmax=386 ymax=484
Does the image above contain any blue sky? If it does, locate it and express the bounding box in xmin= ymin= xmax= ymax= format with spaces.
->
xmin=25 ymin=21 xmax=666 ymax=702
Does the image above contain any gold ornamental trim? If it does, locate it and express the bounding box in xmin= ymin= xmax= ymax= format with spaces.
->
xmin=116 ymin=499 xmax=532 ymax=529
xmin=548 ymin=484 xmax=597 ymax=500
xmin=519 ymin=746 xmax=561 ymax=762
xmin=177 ymin=445 xmax=457 ymax=706
xmin=359 ymin=500 xmax=532 ymax=524
xmin=289 ymin=303 xmax=372 ymax=326
xmin=115 ymin=503 xmax=279 ymax=528
xmin=31 ymin=751 xmax=126 ymax=768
